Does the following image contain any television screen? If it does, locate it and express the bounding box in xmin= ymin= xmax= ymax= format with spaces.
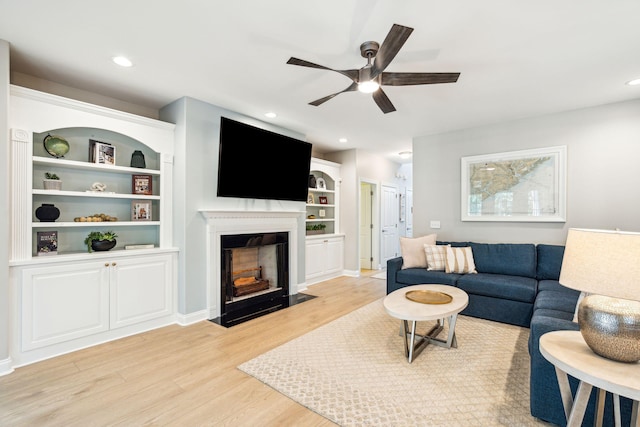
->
xmin=217 ymin=117 xmax=312 ymax=202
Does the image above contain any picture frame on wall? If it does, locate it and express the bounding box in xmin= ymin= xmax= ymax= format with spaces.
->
xmin=131 ymin=200 xmax=152 ymax=221
xmin=89 ymin=139 xmax=116 ymax=165
xmin=460 ymin=145 xmax=566 ymax=222
xmin=132 ymin=174 xmax=153 ymax=195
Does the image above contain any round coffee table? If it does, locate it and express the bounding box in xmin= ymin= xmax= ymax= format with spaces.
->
xmin=383 ymin=284 xmax=469 ymax=363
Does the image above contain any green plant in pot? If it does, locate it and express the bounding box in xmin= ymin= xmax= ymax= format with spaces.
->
xmin=43 ymin=172 xmax=62 ymax=190
xmin=84 ymin=230 xmax=118 ymax=252
xmin=306 ymin=223 xmax=327 ymax=235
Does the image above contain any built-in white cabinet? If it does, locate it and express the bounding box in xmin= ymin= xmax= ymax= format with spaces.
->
xmin=305 ymin=158 xmax=344 ymax=284
xmin=8 ymin=86 xmax=178 ymax=368
xmin=305 ymin=235 xmax=345 ymax=283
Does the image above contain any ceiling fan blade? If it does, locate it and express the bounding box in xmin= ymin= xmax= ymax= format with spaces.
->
xmin=371 ymin=24 xmax=414 ymax=78
xmin=372 ymin=88 xmax=396 ymax=114
xmin=287 ymin=57 xmax=358 ymax=82
xmin=309 ymin=82 xmax=358 ymax=106
xmin=381 ymin=72 xmax=460 ymax=86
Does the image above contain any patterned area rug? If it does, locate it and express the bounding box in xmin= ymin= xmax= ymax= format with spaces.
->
xmin=238 ymin=299 xmax=549 ymax=426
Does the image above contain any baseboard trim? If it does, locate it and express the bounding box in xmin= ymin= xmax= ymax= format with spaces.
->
xmin=0 ymin=357 xmax=14 ymax=376
xmin=175 ymin=310 xmax=209 ymax=326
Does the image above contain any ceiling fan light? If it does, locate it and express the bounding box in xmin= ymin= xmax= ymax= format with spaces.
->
xmin=399 ymin=151 xmax=412 ymax=159
xmin=358 ymin=80 xmax=380 ymax=93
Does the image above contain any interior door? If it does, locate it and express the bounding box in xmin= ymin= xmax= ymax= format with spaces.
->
xmin=360 ymin=182 xmax=373 ymax=269
xmin=381 ymin=184 xmax=399 ymax=265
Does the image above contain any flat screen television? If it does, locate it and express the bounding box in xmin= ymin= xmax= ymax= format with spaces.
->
xmin=217 ymin=116 xmax=312 ymax=202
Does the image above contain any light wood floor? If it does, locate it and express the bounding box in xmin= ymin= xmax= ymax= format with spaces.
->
xmin=0 ymin=271 xmax=386 ymax=426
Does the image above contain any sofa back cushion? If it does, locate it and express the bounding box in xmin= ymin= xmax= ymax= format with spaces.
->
xmin=469 ymin=243 xmax=537 ymax=278
xmin=536 ymin=244 xmax=565 ymax=280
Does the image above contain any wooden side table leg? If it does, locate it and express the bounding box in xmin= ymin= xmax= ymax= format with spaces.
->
xmin=567 ymin=381 xmax=593 ymax=427
xmin=612 ymin=393 xmax=621 ymax=427
xmin=554 ymin=367 xmax=573 ymax=421
xmin=595 ymin=388 xmax=606 ymax=427
xmin=631 ymin=400 xmax=638 ymax=427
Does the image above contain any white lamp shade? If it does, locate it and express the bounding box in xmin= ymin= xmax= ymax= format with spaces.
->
xmin=559 ymin=228 xmax=640 ymax=301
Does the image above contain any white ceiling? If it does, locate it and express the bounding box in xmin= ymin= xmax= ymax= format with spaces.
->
xmin=2 ymin=1 xmax=640 ymax=163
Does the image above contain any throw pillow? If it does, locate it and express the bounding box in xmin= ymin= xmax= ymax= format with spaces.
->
xmin=399 ymin=234 xmax=437 ymax=269
xmin=424 ymin=244 xmax=449 ymax=271
xmin=445 ymin=246 xmax=477 ymax=274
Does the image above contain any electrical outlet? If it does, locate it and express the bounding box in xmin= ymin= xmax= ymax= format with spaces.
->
xmin=430 ymin=220 xmax=441 ymax=229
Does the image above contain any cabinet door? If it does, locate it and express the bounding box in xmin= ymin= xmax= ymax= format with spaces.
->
xmin=325 ymin=238 xmax=344 ymax=274
xmin=110 ymin=254 xmax=173 ymax=329
xmin=21 ymin=262 xmax=110 ymax=351
xmin=305 ymin=239 xmax=327 ymax=279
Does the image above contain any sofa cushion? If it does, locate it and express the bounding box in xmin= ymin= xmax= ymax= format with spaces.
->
xmin=399 ymin=234 xmax=437 ymax=269
xmin=537 ymin=279 xmax=576 ymax=295
xmin=424 ymin=244 xmax=448 ymax=271
xmin=533 ymin=290 xmax=579 ymax=314
xmin=456 ymin=273 xmax=537 ymax=303
xmin=444 ymin=246 xmax=477 ymax=274
xmin=536 ymin=244 xmax=565 ymax=280
xmin=395 ymin=268 xmax=461 ymax=286
xmin=469 ymin=243 xmax=537 ymax=278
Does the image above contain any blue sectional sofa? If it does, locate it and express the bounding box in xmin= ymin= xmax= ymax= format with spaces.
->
xmin=386 ymin=241 xmax=634 ymax=426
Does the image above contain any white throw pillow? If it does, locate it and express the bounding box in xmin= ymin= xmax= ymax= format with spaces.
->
xmin=445 ymin=246 xmax=477 ymax=274
xmin=424 ymin=244 xmax=449 ymax=271
xmin=399 ymin=234 xmax=437 ymax=269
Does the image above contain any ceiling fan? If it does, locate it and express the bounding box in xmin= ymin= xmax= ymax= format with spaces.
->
xmin=287 ymin=23 xmax=460 ymax=114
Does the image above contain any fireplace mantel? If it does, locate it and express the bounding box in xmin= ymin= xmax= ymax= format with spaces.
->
xmin=199 ymin=209 xmax=305 ymax=318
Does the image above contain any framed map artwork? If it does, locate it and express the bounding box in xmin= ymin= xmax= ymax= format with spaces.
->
xmin=461 ymin=146 xmax=566 ymax=222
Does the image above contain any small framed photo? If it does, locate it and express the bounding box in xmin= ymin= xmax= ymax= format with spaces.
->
xmin=316 ymin=177 xmax=326 ymax=190
xmin=319 ymin=196 xmax=328 ymax=204
xmin=89 ymin=139 xmax=116 ymax=166
xmin=132 ymin=174 xmax=153 ymax=195
xmin=307 ymin=193 xmax=315 ymax=204
xmin=131 ymin=200 xmax=152 ymax=221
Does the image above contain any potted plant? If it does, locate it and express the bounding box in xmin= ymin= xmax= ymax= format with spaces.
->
xmin=306 ymin=223 xmax=327 ymax=235
xmin=43 ymin=172 xmax=62 ymax=190
xmin=84 ymin=230 xmax=118 ymax=252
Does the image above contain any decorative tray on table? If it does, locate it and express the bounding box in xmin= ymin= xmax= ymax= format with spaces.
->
xmin=405 ymin=290 xmax=452 ymax=305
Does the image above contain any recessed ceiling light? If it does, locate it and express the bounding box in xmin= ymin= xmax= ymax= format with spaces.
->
xmin=264 ymin=112 xmax=277 ymax=118
xmin=399 ymin=151 xmax=412 ymax=159
xmin=339 ymin=138 xmax=348 ymax=143
xmin=112 ymin=56 xmax=133 ymax=67
xmin=626 ymin=78 xmax=640 ymax=86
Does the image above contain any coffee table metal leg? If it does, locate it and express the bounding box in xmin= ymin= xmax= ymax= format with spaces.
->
xmin=400 ymin=315 xmax=461 ymax=363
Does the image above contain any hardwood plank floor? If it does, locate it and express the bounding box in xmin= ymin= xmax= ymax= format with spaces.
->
xmin=0 ymin=271 xmax=386 ymax=426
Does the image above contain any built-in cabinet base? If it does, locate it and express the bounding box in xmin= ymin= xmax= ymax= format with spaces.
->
xmin=305 ymin=234 xmax=345 ymax=285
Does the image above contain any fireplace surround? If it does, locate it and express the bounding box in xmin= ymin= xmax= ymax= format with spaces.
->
xmin=200 ymin=210 xmax=304 ymax=324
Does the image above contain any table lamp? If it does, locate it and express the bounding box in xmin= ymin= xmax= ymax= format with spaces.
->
xmin=559 ymin=228 xmax=640 ymax=362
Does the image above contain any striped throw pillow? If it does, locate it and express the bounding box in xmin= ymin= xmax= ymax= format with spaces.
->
xmin=424 ymin=244 xmax=449 ymax=271
xmin=445 ymin=246 xmax=477 ymax=274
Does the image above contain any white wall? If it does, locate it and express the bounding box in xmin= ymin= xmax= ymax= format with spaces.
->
xmin=1 ymin=40 xmax=11 ymax=370
xmin=413 ymin=99 xmax=640 ymax=245
xmin=160 ymin=97 xmax=307 ymax=315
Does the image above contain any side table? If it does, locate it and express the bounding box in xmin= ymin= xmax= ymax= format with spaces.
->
xmin=540 ymin=330 xmax=639 ymax=427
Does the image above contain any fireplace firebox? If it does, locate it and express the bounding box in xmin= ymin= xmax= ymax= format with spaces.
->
xmin=218 ymin=232 xmax=290 ymax=326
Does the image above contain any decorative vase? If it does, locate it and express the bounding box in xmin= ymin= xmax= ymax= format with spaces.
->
xmin=130 ymin=150 xmax=146 ymax=168
xmin=91 ymin=239 xmax=117 ymax=252
xmin=35 ymin=203 xmax=60 ymax=222
xmin=308 ymin=174 xmax=316 ymax=188
xmin=43 ymin=179 xmax=62 ymax=190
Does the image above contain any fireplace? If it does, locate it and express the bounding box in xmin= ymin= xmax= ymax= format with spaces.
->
xmin=200 ymin=209 xmax=306 ymax=325
xmin=219 ymin=232 xmax=289 ymax=325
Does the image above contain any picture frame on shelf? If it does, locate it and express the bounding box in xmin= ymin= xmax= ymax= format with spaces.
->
xmin=307 ymin=193 xmax=315 ymax=204
xmin=89 ymin=139 xmax=116 ymax=165
xmin=316 ymin=177 xmax=326 ymax=190
xmin=319 ymin=196 xmax=328 ymax=204
xmin=132 ymin=174 xmax=153 ymax=195
xmin=131 ymin=200 xmax=152 ymax=221
xmin=36 ymin=231 xmax=58 ymax=256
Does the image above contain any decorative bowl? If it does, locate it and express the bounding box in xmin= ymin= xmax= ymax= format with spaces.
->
xmin=91 ymin=239 xmax=117 ymax=252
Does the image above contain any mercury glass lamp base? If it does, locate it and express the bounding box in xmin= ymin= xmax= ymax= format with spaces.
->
xmin=578 ymin=294 xmax=640 ymax=363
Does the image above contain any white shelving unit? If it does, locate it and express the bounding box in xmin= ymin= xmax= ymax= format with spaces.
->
xmin=8 ymin=86 xmax=178 ymax=368
xmin=305 ymin=158 xmax=344 ymax=284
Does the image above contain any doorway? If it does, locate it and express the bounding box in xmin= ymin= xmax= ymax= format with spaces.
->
xmin=381 ymin=184 xmax=399 ymax=265
xmin=359 ymin=180 xmax=378 ymax=270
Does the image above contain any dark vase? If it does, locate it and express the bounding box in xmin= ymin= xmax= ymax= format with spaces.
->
xmin=35 ymin=203 xmax=60 ymax=222
xmin=309 ymin=174 xmax=316 ymax=188
xmin=130 ymin=150 xmax=146 ymax=168
xmin=91 ymin=239 xmax=117 ymax=252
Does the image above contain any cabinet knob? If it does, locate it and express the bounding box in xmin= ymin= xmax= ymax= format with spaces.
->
xmin=112 ymin=262 xmax=117 ymax=266
xmin=104 ymin=263 xmax=110 ymax=267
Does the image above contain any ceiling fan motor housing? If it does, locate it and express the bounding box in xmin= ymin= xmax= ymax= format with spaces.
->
xmin=360 ymin=41 xmax=380 ymax=59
